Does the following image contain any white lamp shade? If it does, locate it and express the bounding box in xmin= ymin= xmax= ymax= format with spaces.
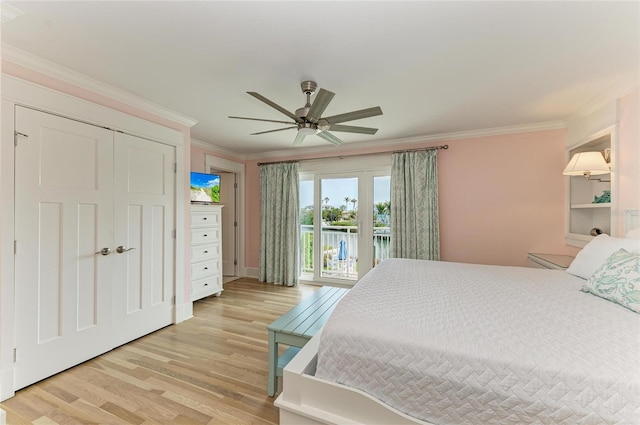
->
xmin=563 ymin=151 xmax=610 ymax=176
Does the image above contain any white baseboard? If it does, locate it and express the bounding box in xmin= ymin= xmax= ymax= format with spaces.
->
xmin=175 ymin=301 xmax=194 ymax=323
xmin=244 ymin=267 xmax=259 ymax=279
xmin=0 ymin=407 xmax=5 ymax=425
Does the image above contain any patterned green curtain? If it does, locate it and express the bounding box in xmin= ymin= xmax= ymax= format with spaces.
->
xmin=259 ymin=162 xmax=300 ymax=286
xmin=390 ymin=150 xmax=440 ymax=260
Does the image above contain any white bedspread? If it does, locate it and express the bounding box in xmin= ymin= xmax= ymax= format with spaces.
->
xmin=315 ymin=259 xmax=640 ymax=425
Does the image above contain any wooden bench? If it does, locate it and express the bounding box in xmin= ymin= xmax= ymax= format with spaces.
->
xmin=267 ymin=286 xmax=349 ymax=397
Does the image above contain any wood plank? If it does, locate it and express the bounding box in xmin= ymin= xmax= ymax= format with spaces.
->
xmin=266 ymin=286 xmax=334 ymax=331
xmin=284 ymin=288 xmax=348 ymax=337
xmin=0 ymin=278 xmax=320 ymax=425
xmin=303 ymin=290 xmax=349 ymax=335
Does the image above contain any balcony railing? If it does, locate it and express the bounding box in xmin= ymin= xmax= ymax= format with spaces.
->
xmin=300 ymin=224 xmax=391 ymax=280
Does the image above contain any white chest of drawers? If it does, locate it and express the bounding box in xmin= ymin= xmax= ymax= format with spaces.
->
xmin=190 ymin=204 xmax=223 ymax=301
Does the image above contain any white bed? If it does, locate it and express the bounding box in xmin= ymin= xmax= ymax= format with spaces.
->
xmin=276 ymin=255 xmax=640 ymax=425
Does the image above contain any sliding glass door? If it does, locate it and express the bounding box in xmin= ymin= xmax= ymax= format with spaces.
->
xmin=300 ymin=169 xmax=390 ymax=284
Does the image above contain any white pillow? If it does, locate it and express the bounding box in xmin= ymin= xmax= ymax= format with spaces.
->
xmin=626 ymin=227 xmax=640 ymax=239
xmin=566 ymin=234 xmax=640 ymax=279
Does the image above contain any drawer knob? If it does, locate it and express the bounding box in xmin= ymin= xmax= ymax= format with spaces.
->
xmin=204 ymin=267 xmax=208 ymax=270
xmin=204 ymin=250 xmax=208 ymax=253
xmin=203 ymin=217 xmax=207 ymax=220
xmin=203 ymin=234 xmax=208 ymax=237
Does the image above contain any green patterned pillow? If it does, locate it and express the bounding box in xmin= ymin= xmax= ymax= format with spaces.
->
xmin=581 ymin=248 xmax=640 ymax=313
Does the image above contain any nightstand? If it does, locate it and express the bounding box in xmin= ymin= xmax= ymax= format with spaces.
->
xmin=527 ymin=253 xmax=575 ymax=270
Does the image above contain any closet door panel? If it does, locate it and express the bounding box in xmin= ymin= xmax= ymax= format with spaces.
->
xmin=112 ymin=132 xmax=175 ymax=345
xmin=13 ymin=106 xmax=114 ymax=390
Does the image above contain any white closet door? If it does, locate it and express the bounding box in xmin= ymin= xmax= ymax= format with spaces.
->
xmin=112 ymin=132 xmax=175 ymax=345
xmin=14 ymin=107 xmax=114 ymax=389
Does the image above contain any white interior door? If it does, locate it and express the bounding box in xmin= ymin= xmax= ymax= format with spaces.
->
xmin=112 ymin=133 xmax=175 ymax=346
xmin=14 ymin=107 xmax=114 ymax=389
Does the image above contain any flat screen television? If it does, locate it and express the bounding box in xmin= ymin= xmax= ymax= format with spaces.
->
xmin=190 ymin=171 xmax=220 ymax=204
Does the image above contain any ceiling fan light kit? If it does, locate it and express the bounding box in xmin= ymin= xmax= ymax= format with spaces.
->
xmin=229 ymin=81 xmax=383 ymax=146
xmin=297 ymin=123 xmax=317 ymax=136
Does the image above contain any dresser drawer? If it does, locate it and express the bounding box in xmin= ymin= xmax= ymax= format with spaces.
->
xmin=191 ymin=259 xmax=221 ymax=280
xmin=190 ymin=243 xmax=221 ymax=262
xmin=191 ymin=227 xmax=221 ymax=245
xmin=191 ymin=211 xmax=221 ymax=227
xmin=191 ymin=275 xmax=222 ymax=301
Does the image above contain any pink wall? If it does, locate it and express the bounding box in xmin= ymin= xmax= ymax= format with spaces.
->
xmin=438 ymin=130 xmax=579 ymax=265
xmin=190 ymin=146 xmax=208 ymax=173
xmin=241 ymin=129 xmax=578 ymax=269
xmin=616 ymin=89 xmax=640 ymax=235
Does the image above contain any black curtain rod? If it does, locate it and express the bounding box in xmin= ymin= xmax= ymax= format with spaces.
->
xmin=257 ymin=144 xmax=449 ymax=166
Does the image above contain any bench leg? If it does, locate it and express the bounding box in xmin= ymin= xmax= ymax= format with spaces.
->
xmin=267 ymin=330 xmax=278 ymax=397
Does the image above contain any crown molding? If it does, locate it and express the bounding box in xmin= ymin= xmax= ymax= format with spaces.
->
xmin=1 ymin=44 xmax=198 ymax=128
xmin=246 ymin=120 xmax=566 ymax=161
xmin=190 ymin=138 xmax=247 ymax=161
xmin=566 ymin=72 xmax=639 ymax=124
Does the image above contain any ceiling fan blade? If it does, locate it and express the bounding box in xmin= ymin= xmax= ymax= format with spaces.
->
xmin=316 ymin=131 xmax=343 ymax=146
xmin=322 ymin=106 xmax=383 ymax=124
xmin=228 ymin=116 xmax=295 ymax=125
xmin=247 ymin=92 xmax=303 ymax=123
xmin=306 ymin=88 xmax=335 ymax=124
xmin=293 ymin=131 xmax=307 ymax=145
xmin=329 ymin=124 xmax=378 ymax=135
xmin=250 ymin=126 xmax=297 ymax=135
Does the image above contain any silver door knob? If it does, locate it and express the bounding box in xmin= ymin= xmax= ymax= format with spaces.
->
xmin=95 ymin=247 xmax=111 ymax=255
xmin=116 ymin=246 xmax=136 ymax=254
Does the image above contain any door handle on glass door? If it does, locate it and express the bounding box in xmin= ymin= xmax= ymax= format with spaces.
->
xmin=116 ymin=246 xmax=135 ymax=254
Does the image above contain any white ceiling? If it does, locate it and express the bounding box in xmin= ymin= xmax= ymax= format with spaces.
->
xmin=1 ymin=1 xmax=638 ymax=156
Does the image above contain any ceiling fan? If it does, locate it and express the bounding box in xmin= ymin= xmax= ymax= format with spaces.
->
xmin=229 ymin=81 xmax=383 ymax=146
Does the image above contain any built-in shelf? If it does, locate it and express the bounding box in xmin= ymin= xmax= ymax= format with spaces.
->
xmin=565 ymin=127 xmax=617 ymax=248
xmin=571 ymin=203 xmax=611 ymax=209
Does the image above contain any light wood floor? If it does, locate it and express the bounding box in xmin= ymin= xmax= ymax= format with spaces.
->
xmin=0 ymin=278 xmax=319 ymax=425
